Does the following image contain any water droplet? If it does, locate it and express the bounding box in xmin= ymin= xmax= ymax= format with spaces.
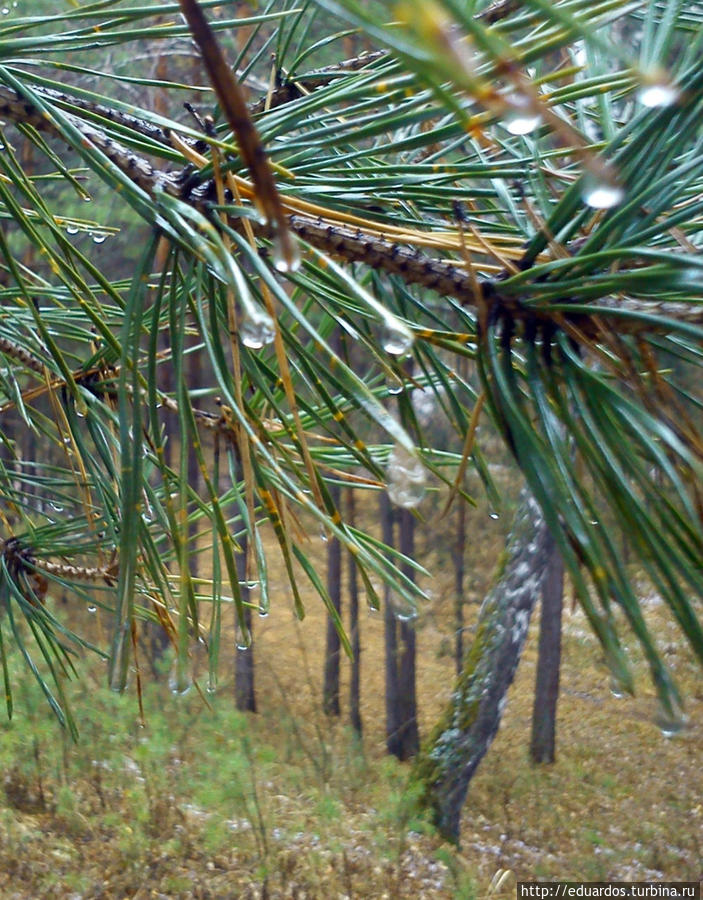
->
xmin=655 ymin=698 xmax=687 ymax=738
xmin=638 ymin=81 xmax=679 ymax=108
xmin=581 ymin=176 xmax=624 ymax=210
xmin=488 ymin=511 xmax=500 ymax=520
xmin=92 ymin=233 xmax=107 ymax=244
xmin=388 ymin=590 xmax=417 ymax=623
xmin=272 ymin=231 xmax=301 ymax=273
xmin=66 ymin=224 xmax=79 ymax=235
xmin=87 ymin=604 xmax=97 ymax=613
xmin=503 ymin=93 xmax=542 ymax=135
xmin=235 ymin=623 xmax=251 ymax=651
xmin=386 ymin=443 xmax=426 ymax=509
xmin=319 ymin=526 xmax=329 ymax=543
xmin=82 ymin=194 xmax=92 ymax=202
xmin=609 ymin=675 xmax=625 ymax=699
xmin=49 ymin=501 xmax=64 ymax=512
xmin=386 ymin=375 xmax=404 ymax=396
xmin=168 ymin=660 xmax=193 ymax=696
xmin=258 ymin=606 xmax=269 ymax=618
xmin=241 ymin=312 xmax=275 ymax=349
xmin=206 ymin=674 xmax=218 ymax=694
xmin=108 ymin=626 xmax=130 ymax=692
xmin=245 ymin=580 xmax=259 ymax=591
xmin=1 ymin=8 xmax=10 ymax=15
xmin=382 ymin=323 xmax=414 ymax=356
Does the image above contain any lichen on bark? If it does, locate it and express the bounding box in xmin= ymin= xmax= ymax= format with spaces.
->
xmin=410 ymin=490 xmax=552 ymax=843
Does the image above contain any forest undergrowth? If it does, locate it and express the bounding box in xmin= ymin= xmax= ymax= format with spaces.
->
xmin=0 ymin=490 xmax=700 ymax=899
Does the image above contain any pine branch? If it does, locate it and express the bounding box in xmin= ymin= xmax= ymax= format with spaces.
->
xmin=0 ymin=83 xmax=699 ymax=349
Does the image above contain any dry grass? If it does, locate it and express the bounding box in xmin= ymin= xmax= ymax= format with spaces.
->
xmin=0 ymin=486 xmax=701 ymax=898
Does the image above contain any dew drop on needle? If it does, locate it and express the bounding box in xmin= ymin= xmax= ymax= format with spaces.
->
xmin=241 ymin=312 xmax=275 ymax=350
xmin=382 ymin=323 xmax=414 ymax=356
xmin=386 ymin=443 xmax=426 ymax=509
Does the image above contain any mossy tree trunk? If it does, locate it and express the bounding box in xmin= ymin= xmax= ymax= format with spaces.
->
xmin=530 ymin=538 xmax=564 ymax=764
xmin=410 ymin=491 xmax=551 ymax=843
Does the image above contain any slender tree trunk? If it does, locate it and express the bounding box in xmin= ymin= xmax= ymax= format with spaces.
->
xmin=452 ymin=498 xmax=467 ymax=674
xmin=530 ymin=537 xmax=563 ymax=764
xmin=187 ymin=341 xmax=201 ymax=580
xmin=233 ymin=447 xmax=256 ymax=712
xmin=411 ymin=491 xmax=552 ymax=843
xmin=382 ymin=492 xmax=403 ymax=758
xmin=396 ymin=507 xmax=419 ymax=759
xmin=323 ymin=481 xmax=343 ymax=716
xmin=235 ymin=594 xmax=256 ymax=711
xmin=347 ymin=487 xmax=362 ymax=735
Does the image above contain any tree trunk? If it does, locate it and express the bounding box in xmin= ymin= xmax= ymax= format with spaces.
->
xmin=235 ymin=532 xmax=256 ymax=712
xmin=452 ymin=498 xmax=467 ymax=674
xmin=529 ymin=537 xmax=563 ymax=764
xmin=347 ymin=487 xmax=362 ymax=736
xmin=411 ymin=491 xmax=552 ymax=843
xmin=396 ymin=507 xmax=420 ymax=759
xmin=381 ymin=492 xmax=403 ymax=758
xmin=323 ymin=481 xmax=342 ymax=716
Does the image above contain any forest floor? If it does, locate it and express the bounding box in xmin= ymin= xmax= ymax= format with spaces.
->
xmin=0 ymin=491 xmax=701 ymax=898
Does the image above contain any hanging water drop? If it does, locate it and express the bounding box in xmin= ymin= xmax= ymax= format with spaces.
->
xmin=488 ymin=510 xmax=500 ymax=520
xmin=168 ymin=660 xmax=193 ymax=696
xmin=382 ymin=322 xmax=414 ymax=356
xmin=386 ymin=443 xmax=426 ymax=509
xmin=87 ymin=604 xmax=97 ymax=614
xmin=206 ymin=675 xmax=218 ymax=695
xmin=258 ymin=606 xmax=269 ymax=618
xmin=319 ymin=526 xmax=329 ymax=543
xmin=92 ymin=233 xmax=107 ymax=245
xmin=388 ymin=590 xmax=418 ymax=623
xmin=66 ymin=224 xmax=79 ymax=236
xmin=386 ymin=374 xmax=404 ymax=396
xmin=108 ymin=625 xmax=130 ymax=692
xmin=638 ymin=76 xmax=679 ymax=108
xmin=581 ymin=176 xmax=624 ymax=210
xmin=241 ymin=312 xmax=275 ymax=350
xmin=49 ymin=501 xmax=64 ymax=513
xmin=609 ymin=675 xmax=625 ymax=699
xmin=272 ymin=231 xmax=301 ymax=273
xmin=235 ymin=623 xmax=251 ymax=651
xmin=503 ymin=93 xmax=542 ymax=135
xmin=654 ymin=698 xmax=687 ymax=738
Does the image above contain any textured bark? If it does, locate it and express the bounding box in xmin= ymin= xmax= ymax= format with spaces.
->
xmin=323 ymin=483 xmax=343 ymax=717
xmin=452 ymin=499 xmax=467 ymax=674
xmin=411 ymin=491 xmax=551 ymax=843
xmin=347 ymin=488 xmax=363 ymax=736
xmin=396 ymin=508 xmax=420 ymax=759
xmin=530 ymin=537 xmax=564 ymax=764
